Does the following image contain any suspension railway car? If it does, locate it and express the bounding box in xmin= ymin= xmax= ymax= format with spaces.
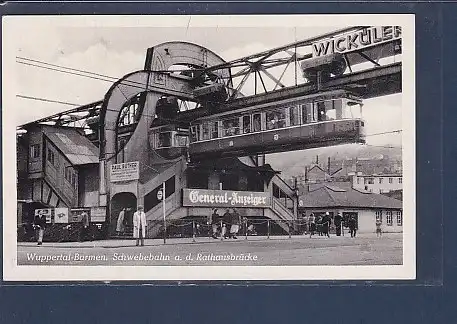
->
xmin=187 ymin=89 xmax=366 ymax=160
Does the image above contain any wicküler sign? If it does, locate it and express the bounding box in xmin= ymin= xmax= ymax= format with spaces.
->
xmin=110 ymin=161 xmax=139 ymax=182
xmin=183 ymin=189 xmax=271 ymax=208
xmin=312 ymin=26 xmax=402 ymax=58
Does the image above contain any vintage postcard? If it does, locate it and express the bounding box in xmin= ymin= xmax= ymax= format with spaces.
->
xmin=2 ymin=14 xmax=415 ymax=281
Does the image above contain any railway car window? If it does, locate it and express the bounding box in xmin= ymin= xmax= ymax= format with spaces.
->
xmin=301 ymin=103 xmax=313 ymax=123
xmin=253 ymin=114 xmax=262 ymax=132
xmin=289 ymin=106 xmax=299 ymax=126
xmin=266 ymin=109 xmax=286 ymax=130
xmin=325 ymin=101 xmax=336 ymax=120
xmin=343 ymin=100 xmax=363 ymax=119
xmin=190 ymin=126 xmax=197 ymax=142
xmin=196 ymin=124 xmax=201 ymax=141
xmin=174 ymin=134 xmax=188 ymax=147
xmin=201 ymin=122 xmax=210 ymax=140
xmin=158 ymin=132 xmax=172 ymax=147
xmin=211 ymin=122 xmax=219 ymax=139
xmin=317 ymin=102 xmax=326 ymax=122
xmin=222 ymin=117 xmax=240 ymax=136
xmin=333 ymin=99 xmax=343 ymax=119
xmin=242 ymin=115 xmax=251 ymax=133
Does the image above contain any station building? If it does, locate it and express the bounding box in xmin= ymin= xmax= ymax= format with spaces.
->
xmin=298 ymin=182 xmax=403 ymax=233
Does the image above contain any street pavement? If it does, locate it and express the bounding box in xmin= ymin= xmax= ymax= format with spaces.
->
xmin=17 ymin=233 xmax=402 ymax=266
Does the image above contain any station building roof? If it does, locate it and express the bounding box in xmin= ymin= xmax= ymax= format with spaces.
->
xmin=42 ymin=125 xmax=99 ymax=165
xmin=299 ymin=183 xmax=402 ymax=210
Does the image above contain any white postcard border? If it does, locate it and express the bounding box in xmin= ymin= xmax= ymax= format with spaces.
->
xmin=2 ymin=14 xmax=416 ymax=281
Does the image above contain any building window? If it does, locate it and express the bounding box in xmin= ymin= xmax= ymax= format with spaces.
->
xmin=30 ymin=144 xmax=41 ymax=159
xmin=396 ymin=211 xmax=402 ymax=226
xmin=357 ymin=178 xmax=360 ymax=184
xmin=47 ymin=148 xmax=55 ymax=165
xmin=386 ymin=211 xmax=393 ymax=226
xmin=375 ymin=210 xmax=382 ymax=223
xmin=389 ymin=177 xmax=393 ymax=184
xmin=365 ymin=177 xmax=374 ymax=184
xmin=399 ymin=177 xmax=402 ymax=184
xmin=65 ymin=167 xmax=77 ymax=189
xmin=379 ymin=178 xmax=383 ymax=184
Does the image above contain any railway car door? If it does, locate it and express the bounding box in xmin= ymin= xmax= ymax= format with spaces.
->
xmin=211 ymin=121 xmax=219 ymax=138
xmin=253 ymin=113 xmax=262 ymax=132
xmin=242 ymin=115 xmax=251 ymax=133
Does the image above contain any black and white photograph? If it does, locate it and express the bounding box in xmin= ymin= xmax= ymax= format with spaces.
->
xmin=3 ymin=14 xmax=415 ymax=281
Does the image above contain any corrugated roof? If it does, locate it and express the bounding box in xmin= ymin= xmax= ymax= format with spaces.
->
xmin=42 ymin=126 xmax=99 ymax=165
xmin=299 ymin=184 xmax=402 ymax=209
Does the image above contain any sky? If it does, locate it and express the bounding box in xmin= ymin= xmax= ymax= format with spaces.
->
xmin=9 ymin=16 xmax=403 ymax=147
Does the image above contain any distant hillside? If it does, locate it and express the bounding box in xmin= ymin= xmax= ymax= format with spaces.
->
xmin=266 ymin=144 xmax=402 ymax=178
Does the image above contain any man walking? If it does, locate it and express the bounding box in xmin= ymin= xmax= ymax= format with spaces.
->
xmin=308 ymin=213 xmax=316 ymax=237
xmin=334 ymin=213 xmax=343 ymax=237
xmin=79 ymin=210 xmax=90 ymax=242
xmin=210 ymin=208 xmax=220 ymax=239
xmin=34 ymin=210 xmax=46 ymax=245
xmin=133 ymin=205 xmax=147 ymax=246
xmin=116 ymin=208 xmax=126 ymax=236
xmin=322 ymin=212 xmax=331 ymax=238
xmin=222 ymin=209 xmax=231 ymax=239
xmin=229 ymin=208 xmax=241 ymax=239
xmin=349 ymin=215 xmax=357 ymax=238
xmin=376 ymin=220 xmax=382 ymax=237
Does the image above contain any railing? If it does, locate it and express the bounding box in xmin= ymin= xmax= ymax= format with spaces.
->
xmin=140 ymin=218 xmax=353 ymax=241
xmin=17 ymin=223 xmax=108 ymax=242
xmin=17 ymin=218 xmax=364 ymax=243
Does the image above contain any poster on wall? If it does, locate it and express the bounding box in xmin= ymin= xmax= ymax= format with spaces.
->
xmin=70 ymin=208 xmax=91 ymax=223
xmin=110 ymin=161 xmax=139 ymax=182
xmin=54 ymin=208 xmax=69 ymax=223
xmin=34 ymin=208 xmax=52 ymax=223
xmin=90 ymin=207 xmax=106 ymax=223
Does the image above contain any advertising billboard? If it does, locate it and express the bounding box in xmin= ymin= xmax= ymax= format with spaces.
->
xmin=182 ymin=189 xmax=271 ymax=208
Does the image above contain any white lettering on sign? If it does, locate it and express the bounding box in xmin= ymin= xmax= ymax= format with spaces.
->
xmin=110 ymin=161 xmax=139 ymax=182
xmin=312 ymin=26 xmax=402 ymax=58
xmin=184 ymin=189 xmax=271 ymax=208
xmin=157 ymin=189 xmax=163 ymax=201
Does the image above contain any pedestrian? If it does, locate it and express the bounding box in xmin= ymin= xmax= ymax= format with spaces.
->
xmin=334 ymin=212 xmax=343 ymax=237
xmin=133 ymin=205 xmax=147 ymax=246
xmin=308 ymin=213 xmax=316 ymax=237
xmin=34 ymin=210 xmax=46 ymax=245
xmin=229 ymin=208 xmax=241 ymax=239
xmin=79 ymin=210 xmax=90 ymax=242
xmin=116 ymin=208 xmax=126 ymax=235
xmin=349 ymin=215 xmax=357 ymax=238
xmin=222 ymin=209 xmax=231 ymax=239
xmin=316 ymin=215 xmax=323 ymax=236
xmin=210 ymin=208 xmax=220 ymax=239
xmin=322 ymin=212 xmax=331 ymax=238
xmin=376 ymin=220 xmax=382 ymax=237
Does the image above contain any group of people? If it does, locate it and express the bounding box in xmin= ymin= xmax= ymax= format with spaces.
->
xmin=306 ymin=212 xmax=358 ymax=238
xmin=210 ymin=208 xmax=242 ymax=239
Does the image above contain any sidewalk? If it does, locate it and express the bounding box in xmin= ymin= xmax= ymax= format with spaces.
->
xmin=17 ymin=232 xmax=402 ymax=249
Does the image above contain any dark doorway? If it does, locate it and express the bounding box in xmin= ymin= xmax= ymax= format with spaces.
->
xmin=342 ymin=212 xmax=359 ymax=230
xmin=110 ymin=192 xmax=137 ymax=237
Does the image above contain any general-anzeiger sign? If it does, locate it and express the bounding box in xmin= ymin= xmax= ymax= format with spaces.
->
xmin=110 ymin=161 xmax=139 ymax=182
xmin=182 ymin=189 xmax=271 ymax=208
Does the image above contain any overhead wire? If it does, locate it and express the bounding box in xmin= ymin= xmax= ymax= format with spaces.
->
xmin=16 ymin=56 xmax=403 ymax=141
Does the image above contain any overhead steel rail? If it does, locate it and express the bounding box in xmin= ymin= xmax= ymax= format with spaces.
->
xmin=175 ymin=62 xmax=401 ymax=122
xmin=17 ymin=26 xmax=402 ymax=131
